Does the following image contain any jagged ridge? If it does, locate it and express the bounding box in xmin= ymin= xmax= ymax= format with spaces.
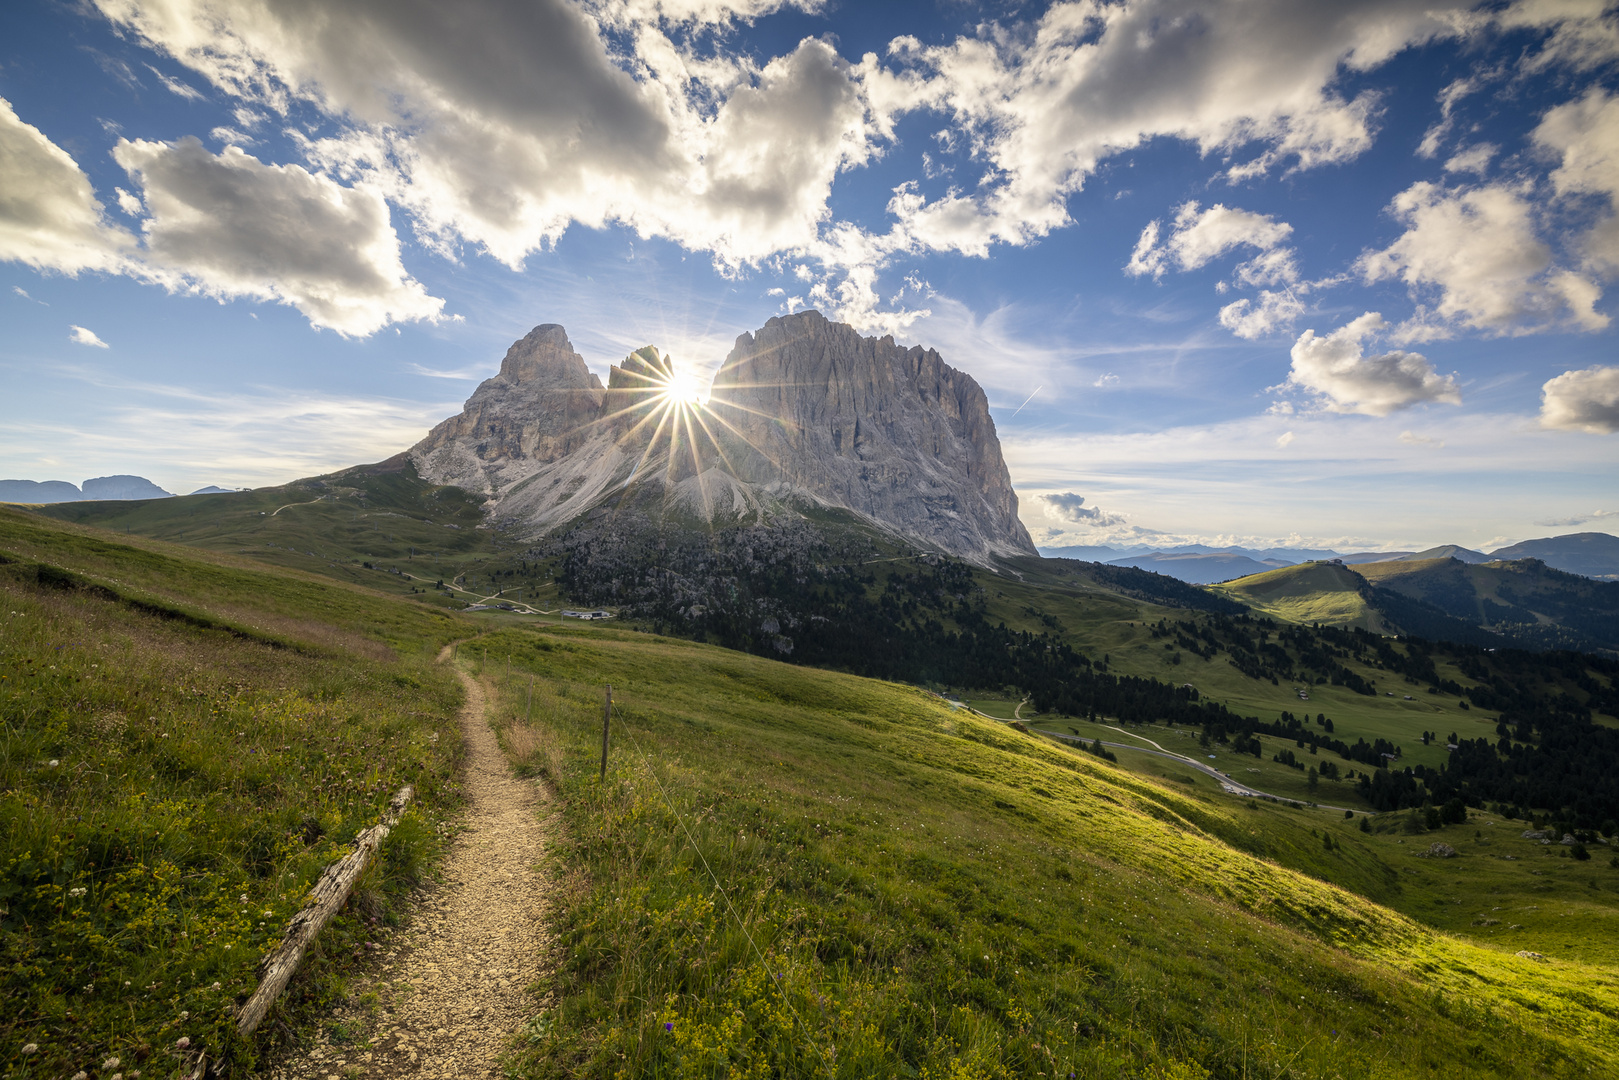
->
xmin=411 ymin=311 xmax=1035 ymax=562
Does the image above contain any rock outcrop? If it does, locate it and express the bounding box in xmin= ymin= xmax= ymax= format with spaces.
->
xmin=409 ymin=311 xmax=1036 ymax=562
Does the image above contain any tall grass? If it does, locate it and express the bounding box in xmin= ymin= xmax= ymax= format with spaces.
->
xmin=0 ymin=514 xmax=467 ymax=1076
xmin=476 ymin=626 xmax=1617 ymax=1079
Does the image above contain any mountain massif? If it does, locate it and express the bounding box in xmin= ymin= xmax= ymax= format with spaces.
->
xmin=412 ymin=312 xmax=1035 ymax=563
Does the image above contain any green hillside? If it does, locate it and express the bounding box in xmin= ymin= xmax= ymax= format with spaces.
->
xmin=25 ymin=457 xmax=533 ymax=608
xmin=476 ymin=621 xmax=1619 ymax=1078
xmin=1208 ymin=561 xmax=1389 ymax=630
xmin=1359 ymin=556 xmax=1619 ymax=652
xmin=6 ymin=508 xmax=1619 ymax=1077
xmin=0 ymin=507 xmax=467 ymax=1073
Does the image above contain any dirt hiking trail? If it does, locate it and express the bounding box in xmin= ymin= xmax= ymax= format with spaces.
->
xmin=271 ymin=654 xmax=556 ymax=1080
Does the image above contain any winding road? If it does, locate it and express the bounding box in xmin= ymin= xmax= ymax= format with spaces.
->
xmin=949 ymin=697 xmax=1365 ymax=813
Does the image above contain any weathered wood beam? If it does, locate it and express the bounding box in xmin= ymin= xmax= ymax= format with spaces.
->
xmin=235 ymin=784 xmax=415 ymax=1039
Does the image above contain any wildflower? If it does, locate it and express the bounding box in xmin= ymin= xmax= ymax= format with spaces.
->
xmin=48 ymin=760 xmax=59 ymax=768
xmin=20 ymin=1043 xmax=37 ymax=1054
xmin=103 ymin=1057 xmax=121 ymax=1069
xmin=175 ymin=1036 xmax=190 ymax=1049
xmin=69 ymin=887 xmax=87 ymax=898
xmin=72 ymin=1072 xmax=88 ymax=1080
xmin=210 ymin=982 xmax=221 ymax=991
xmin=239 ymin=895 xmax=248 ymax=903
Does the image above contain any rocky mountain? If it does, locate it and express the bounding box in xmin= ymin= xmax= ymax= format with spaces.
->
xmin=411 ymin=312 xmax=1035 ymax=562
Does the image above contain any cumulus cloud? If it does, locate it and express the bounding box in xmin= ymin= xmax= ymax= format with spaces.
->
xmin=1127 ymin=201 xmax=1297 ymax=281
xmin=1359 ymin=180 xmax=1608 ymax=339
xmin=1539 ymin=364 xmax=1619 ymax=433
xmin=1286 ymin=312 xmax=1462 ymax=415
xmin=1399 ymin=429 xmax=1445 ymax=447
xmin=1219 ymin=289 xmax=1306 ymax=339
xmin=97 ymin=0 xmax=880 ymax=268
xmin=1131 ymin=200 xmax=1310 ymax=338
xmin=57 ymin=0 xmax=1619 ymax=337
xmin=1036 ymin=492 xmax=1127 ymax=528
xmin=886 ymin=1 xmax=1472 ymax=257
xmin=1534 ymin=87 xmax=1619 ymax=271
xmin=69 ymin=325 xmax=109 ymax=348
xmin=0 ymin=97 xmax=132 ymax=274
xmin=113 ymin=137 xmax=444 ymax=336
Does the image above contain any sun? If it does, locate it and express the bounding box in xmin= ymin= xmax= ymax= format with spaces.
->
xmin=663 ymin=368 xmax=708 ymax=406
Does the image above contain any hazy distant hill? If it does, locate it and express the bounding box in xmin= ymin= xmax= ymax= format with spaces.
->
xmin=1391 ymin=544 xmax=1490 ymax=563
xmin=0 ymin=475 xmax=173 ymax=503
xmin=0 ymin=479 xmax=85 ymax=503
xmin=1489 ymin=532 xmax=1619 ymax=579
xmin=1105 ymin=551 xmax=1285 ymax=584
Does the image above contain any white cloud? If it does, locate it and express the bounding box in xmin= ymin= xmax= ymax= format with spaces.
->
xmin=69 ymin=325 xmax=109 ymax=348
xmin=0 ymin=97 xmax=132 ymax=274
xmin=113 ymin=137 xmax=444 ymax=336
xmin=1417 ymin=76 xmax=1480 ymax=158
xmin=1286 ymin=311 xmax=1462 ymax=415
xmin=1036 ymin=492 xmax=1127 ymax=528
xmin=1533 ymin=86 xmax=1619 ymax=271
xmin=1127 ymin=201 xmax=1297 ymax=282
xmin=1219 ymin=289 xmax=1305 ymax=339
xmin=1359 ymin=180 xmax=1608 ymax=339
xmin=1536 ymin=508 xmax=1618 ymax=526
xmin=1539 ymin=364 xmax=1619 ymax=433
xmin=1442 ymin=142 xmax=1497 ymax=175
xmin=114 ymin=187 xmax=143 ymax=215
xmin=145 ymin=64 xmax=205 ymax=101
xmin=1398 ymin=429 xmax=1445 ymax=447
xmin=887 ymin=1 xmax=1473 ymax=257
xmin=1275 ymin=430 xmax=1295 ymax=448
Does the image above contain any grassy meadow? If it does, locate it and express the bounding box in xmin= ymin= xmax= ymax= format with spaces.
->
xmin=0 ymin=508 xmax=468 ymax=1076
xmin=468 ymin=620 xmax=1619 ymax=1079
xmin=8 ymin=503 xmax=1619 ymax=1079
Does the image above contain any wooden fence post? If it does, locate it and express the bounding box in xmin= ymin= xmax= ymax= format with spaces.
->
xmin=600 ymin=685 xmax=612 ymax=781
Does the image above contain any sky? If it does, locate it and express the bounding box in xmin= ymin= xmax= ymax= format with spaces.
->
xmin=2 ymin=0 xmax=1617 ymax=554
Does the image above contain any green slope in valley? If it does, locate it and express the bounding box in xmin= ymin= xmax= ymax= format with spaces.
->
xmin=473 ymin=621 xmax=1619 ymax=1079
xmin=1359 ymin=556 xmax=1619 ymax=652
xmin=1208 ymin=561 xmax=1388 ymax=630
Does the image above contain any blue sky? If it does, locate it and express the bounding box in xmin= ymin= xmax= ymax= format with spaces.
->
xmin=3 ymin=0 xmax=1617 ymax=552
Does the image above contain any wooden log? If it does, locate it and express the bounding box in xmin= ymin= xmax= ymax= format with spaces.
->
xmin=235 ymin=784 xmax=415 ymax=1038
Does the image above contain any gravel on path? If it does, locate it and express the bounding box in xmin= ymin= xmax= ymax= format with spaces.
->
xmin=270 ymin=662 xmax=557 ymax=1080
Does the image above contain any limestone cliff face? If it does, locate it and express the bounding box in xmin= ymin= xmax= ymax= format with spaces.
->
xmin=413 ymin=324 xmax=604 ymax=493
xmin=705 ymin=312 xmax=1033 ymax=559
xmin=409 ymin=312 xmax=1036 ymax=562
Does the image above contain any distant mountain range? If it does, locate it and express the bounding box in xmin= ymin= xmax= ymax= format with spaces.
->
xmin=0 ymin=477 xmax=240 ymax=503
xmin=1040 ymin=533 xmax=1619 ymax=583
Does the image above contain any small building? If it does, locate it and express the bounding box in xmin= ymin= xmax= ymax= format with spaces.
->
xmin=561 ymin=609 xmax=614 ymax=620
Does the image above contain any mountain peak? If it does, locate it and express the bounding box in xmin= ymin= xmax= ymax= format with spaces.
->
xmin=410 ymin=315 xmax=1035 ymax=561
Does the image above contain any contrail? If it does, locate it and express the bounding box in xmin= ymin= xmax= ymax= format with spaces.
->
xmin=1009 ymin=385 xmax=1043 ymax=418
